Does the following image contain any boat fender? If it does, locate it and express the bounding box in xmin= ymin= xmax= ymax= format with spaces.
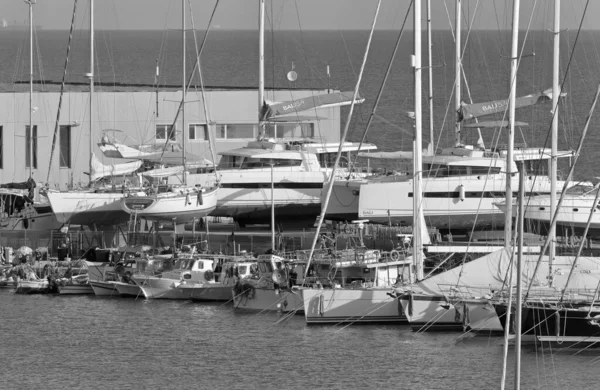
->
xmin=390 ymin=250 xmax=400 ymax=261
xmin=197 ymin=190 xmax=203 ymax=206
xmin=458 ymin=185 xmax=465 ymax=202
xmin=204 ymin=270 xmax=214 ymax=281
xmin=186 ymin=193 xmax=191 ymax=206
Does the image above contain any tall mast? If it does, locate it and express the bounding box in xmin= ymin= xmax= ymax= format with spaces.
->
xmin=88 ymin=0 xmax=94 ymax=183
xmin=258 ymin=0 xmax=265 ymax=137
xmin=427 ymin=0 xmax=434 ymax=149
xmin=549 ymin=0 xmax=560 ymax=286
xmin=454 ymin=0 xmax=461 ymax=146
xmin=504 ymin=0 xmax=519 ymax=251
xmin=28 ymin=0 xmax=34 ymax=178
xmin=413 ymin=0 xmax=424 ymax=282
xmin=182 ymin=0 xmax=187 ymax=185
xmin=508 ymin=0 xmax=521 ymax=387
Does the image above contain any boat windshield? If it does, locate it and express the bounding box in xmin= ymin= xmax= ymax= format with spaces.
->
xmin=174 ymin=259 xmax=195 ymax=270
xmin=217 ymin=155 xmax=302 ymax=170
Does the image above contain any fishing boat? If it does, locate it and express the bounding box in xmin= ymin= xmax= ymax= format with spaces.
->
xmin=132 ymin=255 xmax=220 ymax=300
xmin=177 ymin=257 xmax=256 ymax=302
xmin=232 ymin=254 xmax=304 ymax=313
xmin=0 ymin=181 xmax=62 ymax=232
xmin=302 ymin=247 xmax=410 ymax=324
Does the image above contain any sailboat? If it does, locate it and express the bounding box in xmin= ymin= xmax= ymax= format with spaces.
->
xmin=1 ymin=1 xmax=62 ymax=234
xmin=120 ymin=0 xmax=218 ymax=224
xmin=46 ymin=0 xmax=141 ymax=228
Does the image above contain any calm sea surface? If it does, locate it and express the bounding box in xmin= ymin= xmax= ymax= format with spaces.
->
xmin=1 ymin=290 xmax=599 ymax=389
xmin=2 ymin=27 xmax=600 ymax=388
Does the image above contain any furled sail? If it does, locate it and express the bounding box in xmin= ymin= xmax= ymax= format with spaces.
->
xmin=458 ymin=88 xmax=564 ymax=121
xmin=142 ymin=166 xmax=184 ymax=178
xmin=260 ymin=91 xmax=364 ymax=120
xmin=90 ymin=153 xmax=142 ymax=181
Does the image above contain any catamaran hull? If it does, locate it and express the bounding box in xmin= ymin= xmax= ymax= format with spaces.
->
xmin=46 ymin=190 xmax=128 ymax=226
xmin=303 ymin=288 xmax=405 ymax=324
xmin=233 ymin=287 xmax=304 ymax=313
xmin=121 ymin=188 xmax=218 ymax=224
xmin=358 ymin=175 xmax=564 ymax=231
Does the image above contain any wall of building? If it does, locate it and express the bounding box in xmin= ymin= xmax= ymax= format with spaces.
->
xmin=0 ymin=88 xmax=341 ymax=189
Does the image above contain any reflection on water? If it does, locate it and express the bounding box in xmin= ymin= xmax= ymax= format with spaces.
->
xmin=1 ymin=291 xmax=598 ymax=389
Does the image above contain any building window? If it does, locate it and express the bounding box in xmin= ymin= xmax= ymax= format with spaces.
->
xmin=25 ymin=125 xmax=37 ymax=169
xmin=189 ymin=124 xmax=209 ymax=141
xmin=60 ymin=125 xmax=72 ymax=168
xmin=265 ymin=122 xmax=314 ymax=138
xmin=156 ymin=124 xmax=176 ymax=140
xmin=216 ymin=124 xmax=256 ymax=140
xmin=0 ymin=126 xmax=3 ymax=169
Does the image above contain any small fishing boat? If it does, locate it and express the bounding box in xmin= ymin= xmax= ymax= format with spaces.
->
xmin=177 ymin=257 xmax=256 ymax=302
xmin=232 ymin=254 xmax=304 ymax=313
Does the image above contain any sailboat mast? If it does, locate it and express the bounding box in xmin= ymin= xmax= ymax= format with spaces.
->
xmin=258 ymin=0 xmax=265 ymax=137
xmin=427 ymin=0 xmax=434 ymax=148
xmin=508 ymin=0 xmax=521 ymax=387
xmin=182 ymin=0 xmax=187 ymax=186
xmin=549 ymin=0 xmax=560 ymax=285
xmin=88 ymin=0 xmax=94 ymax=183
xmin=28 ymin=0 xmax=34 ymax=178
xmin=454 ymin=0 xmax=461 ymax=146
xmin=413 ymin=0 xmax=424 ymax=282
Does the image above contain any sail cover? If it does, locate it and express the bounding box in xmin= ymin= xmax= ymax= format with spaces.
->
xmin=90 ymin=153 xmax=142 ymax=181
xmin=261 ymin=91 xmax=364 ymax=120
xmin=358 ymin=143 xmax=434 ymax=160
xmin=458 ymin=88 xmax=563 ymax=121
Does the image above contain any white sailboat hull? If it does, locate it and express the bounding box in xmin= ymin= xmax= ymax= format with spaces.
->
xmin=303 ymin=287 xmax=405 ymax=324
xmin=121 ymin=187 xmax=218 ymax=223
xmin=46 ymin=190 xmax=128 ymax=226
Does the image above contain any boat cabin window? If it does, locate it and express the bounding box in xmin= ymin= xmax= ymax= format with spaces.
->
xmin=523 ymin=160 xmax=549 ymax=176
xmin=425 ymin=164 xmax=501 ymax=177
xmin=175 ymin=259 xmax=195 ymax=270
xmin=218 ymin=155 xmax=301 ymax=169
xmin=258 ymin=262 xmax=273 ymax=273
xmin=238 ymin=265 xmax=248 ymax=275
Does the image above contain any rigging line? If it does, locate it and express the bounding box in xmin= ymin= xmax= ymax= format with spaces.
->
xmin=46 ymin=0 xmax=79 ymax=184
xmin=187 ymin=0 xmax=218 ymax=174
xmin=159 ymin=0 xmax=221 ymax=160
xmin=525 ymin=0 xmax=593 ymax=298
xmin=304 ymin=0 xmax=382 ymax=279
xmin=349 ymin=0 xmax=413 ymax=177
xmin=526 ymin=77 xmax=600 ymax=300
xmin=559 ymin=186 xmax=600 ymax=302
xmin=453 ymin=2 xmax=539 ymax=289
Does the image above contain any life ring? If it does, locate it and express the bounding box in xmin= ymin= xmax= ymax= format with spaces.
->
xmin=390 ymin=250 xmax=400 ymax=261
xmin=204 ymin=270 xmax=214 ymax=281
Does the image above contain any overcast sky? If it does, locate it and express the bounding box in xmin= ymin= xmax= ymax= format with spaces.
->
xmin=1 ymin=0 xmax=597 ymax=31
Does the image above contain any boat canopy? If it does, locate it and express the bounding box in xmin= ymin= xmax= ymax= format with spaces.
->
xmin=90 ymin=153 xmax=143 ymax=181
